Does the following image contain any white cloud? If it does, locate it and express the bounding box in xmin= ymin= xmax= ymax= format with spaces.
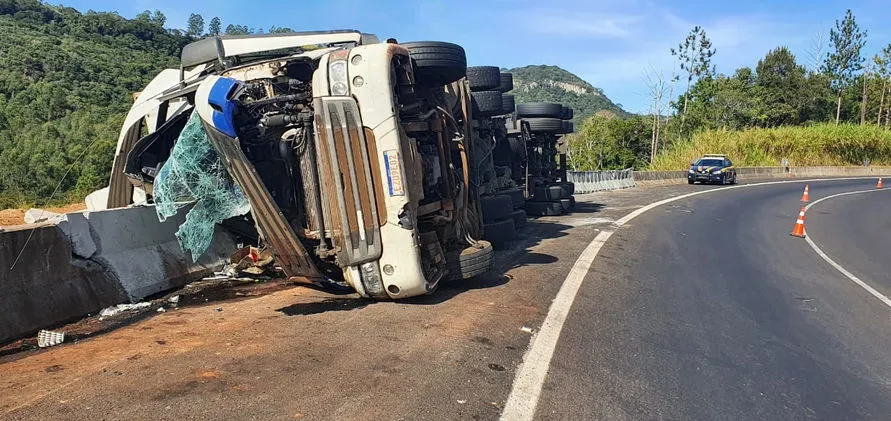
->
xmin=512 ymin=8 xmax=643 ymax=39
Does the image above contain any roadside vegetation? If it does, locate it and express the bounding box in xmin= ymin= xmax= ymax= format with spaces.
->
xmin=567 ymin=9 xmax=891 ymax=172
xmin=0 ymin=1 xmax=290 ymax=208
xmin=651 ymin=123 xmax=891 ymax=170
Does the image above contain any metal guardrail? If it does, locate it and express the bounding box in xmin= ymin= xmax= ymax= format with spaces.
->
xmin=568 ymin=169 xmax=636 ymax=194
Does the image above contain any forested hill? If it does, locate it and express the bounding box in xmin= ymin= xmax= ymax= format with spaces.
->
xmin=0 ymin=1 xmax=188 ymax=208
xmin=508 ymin=65 xmax=631 ymax=123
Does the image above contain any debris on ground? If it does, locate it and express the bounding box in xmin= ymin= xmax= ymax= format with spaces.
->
xmin=167 ymin=295 xmax=180 ymax=304
xmin=156 ymin=307 xmax=166 ymax=313
xmin=99 ymin=302 xmax=152 ymax=319
xmin=23 ymin=208 xmax=63 ymax=224
xmin=520 ymin=326 xmax=534 ymax=334
xmin=37 ymin=330 xmax=65 ymax=348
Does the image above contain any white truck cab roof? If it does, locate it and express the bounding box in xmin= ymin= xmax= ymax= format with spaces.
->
xmin=180 ymin=30 xmax=379 ymax=75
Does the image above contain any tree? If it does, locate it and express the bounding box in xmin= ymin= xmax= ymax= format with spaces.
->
xmin=805 ymin=32 xmax=826 ymax=74
xmin=151 ymin=10 xmax=166 ymax=27
xmin=135 ymin=10 xmax=151 ymax=22
xmin=643 ymin=68 xmax=669 ymax=163
xmin=269 ymin=26 xmax=295 ymax=34
xmin=670 ymin=26 xmax=716 ymax=120
xmin=822 ymin=9 xmax=866 ymax=124
xmin=225 ymin=24 xmax=251 ymax=35
xmin=208 ymin=17 xmax=221 ymax=35
xmin=755 ymin=47 xmax=807 ymax=126
xmin=873 ymin=45 xmax=891 ymax=126
xmin=186 ymin=13 xmax=204 ymax=37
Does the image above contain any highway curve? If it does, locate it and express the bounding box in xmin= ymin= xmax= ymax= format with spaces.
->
xmin=534 ymin=178 xmax=891 ymax=420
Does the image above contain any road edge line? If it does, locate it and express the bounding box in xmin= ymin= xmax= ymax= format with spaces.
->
xmin=803 ymin=189 xmax=891 ymax=309
xmin=500 ymin=176 xmax=880 ymax=420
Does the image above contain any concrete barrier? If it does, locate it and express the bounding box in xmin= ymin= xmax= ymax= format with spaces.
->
xmin=634 ymin=166 xmax=891 ymax=185
xmin=0 ymin=205 xmax=236 ymax=343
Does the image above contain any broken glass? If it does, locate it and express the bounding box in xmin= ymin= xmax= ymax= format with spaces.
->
xmin=153 ymin=111 xmax=251 ymax=261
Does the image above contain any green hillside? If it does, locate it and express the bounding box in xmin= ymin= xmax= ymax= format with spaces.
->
xmin=0 ymin=0 xmax=188 ymax=208
xmin=507 ymin=65 xmax=630 ymax=124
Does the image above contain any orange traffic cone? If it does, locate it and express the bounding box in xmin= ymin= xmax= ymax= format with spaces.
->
xmin=800 ymin=184 xmax=810 ymax=202
xmin=790 ymin=207 xmax=806 ymax=238
xmin=877 ymin=178 xmax=884 ymax=189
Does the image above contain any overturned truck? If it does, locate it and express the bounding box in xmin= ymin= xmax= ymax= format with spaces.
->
xmin=104 ymin=31 xmax=495 ymax=299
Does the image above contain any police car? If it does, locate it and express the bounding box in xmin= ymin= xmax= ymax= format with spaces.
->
xmin=687 ymin=154 xmax=737 ymax=185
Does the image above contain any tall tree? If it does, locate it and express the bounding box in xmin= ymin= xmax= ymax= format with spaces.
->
xmin=643 ymin=68 xmax=669 ymax=163
xmin=822 ymin=9 xmax=866 ymax=124
xmin=225 ymin=24 xmax=251 ymax=35
xmin=671 ymin=26 xmax=716 ymax=120
xmin=186 ymin=13 xmax=204 ymax=38
xmin=208 ymin=17 xmax=221 ymax=36
xmin=873 ymin=45 xmax=891 ymax=126
xmin=805 ymin=32 xmax=826 ymax=74
xmin=755 ymin=47 xmax=807 ymax=126
xmin=151 ymin=10 xmax=166 ymax=27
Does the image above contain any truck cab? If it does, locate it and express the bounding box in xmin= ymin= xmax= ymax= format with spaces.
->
xmin=103 ymin=31 xmax=493 ymax=299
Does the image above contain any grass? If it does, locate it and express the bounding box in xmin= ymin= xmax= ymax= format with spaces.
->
xmin=650 ymin=123 xmax=891 ymax=170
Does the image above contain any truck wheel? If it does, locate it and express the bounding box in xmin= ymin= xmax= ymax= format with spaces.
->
xmin=530 ymin=184 xmax=566 ymax=201
xmin=467 ymin=66 xmax=501 ymax=91
xmin=509 ymin=209 xmax=527 ymax=229
xmin=516 ymin=102 xmax=564 ymax=118
xmin=482 ymin=218 xmax=517 ymax=244
xmin=559 ymin=198 xmax=573 ymax=213
xmin=444 ymin=240 xmax=494 ymax=281
xmin=559 ymin=182 xmax=575 ymax=196
xmin=526 ymin=200 xmax=563 ymax=216
xmin=471 ymin=90 xmax=505 ymax=118
xmin=499 ymin=73 xmax=514 ymax=92
xmin=561 ymin=106 xmax=574 ymax=120
xmin=402 ymin=41 xmax=467 ymax=87
xmin=501 ymin=94 xmax=516 ymax=114
xmin=523 ymin=117 xmax=563 ymax=133
xmin=480 ymin=193 xmax=513 ymax=223
xmin=502 ymin=188 xmax=525 ymax=209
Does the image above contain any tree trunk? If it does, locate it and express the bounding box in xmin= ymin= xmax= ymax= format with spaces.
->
xmin=654 ymin=116 xmax=661 ymax=158
xmin=650 ymin=114 xmax=657 ymax=163
xmin=879 ymin=79 xmax=887 ymax=126
xmin=835 ymin=94 xmax=842 ymax=125
xmin=860 ymin=72 xmax=869 ymax=125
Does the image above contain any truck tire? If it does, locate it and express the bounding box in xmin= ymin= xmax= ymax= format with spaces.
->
xmin=480 ymin=193 xmax=513 ymax=223
xmin=530 ymin=184 xmax=566 ymax=201
xmin=509 ymin=209 xmax=527 ymax=229
xmin=499 ymin=73 xmax=514 ymax=92
xmin=526 ymin=200 xmax=563 ymax=216
xmin=559 ymin=182 xmax=575 ymax=196
xmin=562 ymin=121 xmax=574 ymax=134
xmin=471 ymin=90 xmax=504 ymax=118
xmin=502 ymin=188 xmax=525 ymax=209
xmin=516 ymin=102 xmax=563 ymax=118
xmin=402 ymin=41 xmax=467 ymax=87
xmin=501 ymin=94 xmax=516 ymax=114
xmin=467 ymin=66 xmax=501 ymax=91
xmin=444 ymin=240 xmax=494 ymax=281
xmin=559 ymin=198 xmax=573 ymax=213
xmin=524 ymin=117 xmax=563 ymax=133
xmin=482 ymin=218 xmax=517 ymax=244
xmin=561 ymin=106 xmax=574 ymax=120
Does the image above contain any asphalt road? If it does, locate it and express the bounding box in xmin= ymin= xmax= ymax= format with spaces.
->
xmin=536 ymin=178 xmax=891 ymax=420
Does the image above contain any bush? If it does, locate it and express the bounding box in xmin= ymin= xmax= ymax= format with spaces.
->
xmin=650 ymin=123 xmax=891 ymax=170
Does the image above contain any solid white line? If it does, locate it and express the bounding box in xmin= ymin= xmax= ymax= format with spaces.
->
xmin=803 ymin=188 xmax=891 ymax=309
xmin=500 ymin=176 xmax=883 ymax=421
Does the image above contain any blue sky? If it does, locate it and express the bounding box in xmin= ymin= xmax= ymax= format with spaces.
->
xmin=58 ymin=0 xmax=891 ymax=113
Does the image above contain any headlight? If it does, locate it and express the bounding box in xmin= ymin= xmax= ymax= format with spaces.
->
xmin=712 ymin=170 xmax=723 ymax=175
xmin=328 ymin=57 xmax=349 ymax=96
xmin=688 ymin=169 xmax=695 ymax=174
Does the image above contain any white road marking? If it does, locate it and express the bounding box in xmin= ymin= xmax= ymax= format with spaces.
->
xmin=500 ymin=176 xmax=886 ymax=420
xmin=803 ymin=189 xmax=891 ymax=309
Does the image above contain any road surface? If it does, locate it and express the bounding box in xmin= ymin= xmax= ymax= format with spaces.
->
xmin=535 ymin=178 xmax=891 ymax=420
xmin=2 ymin=178 xmax=890 ymax=420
